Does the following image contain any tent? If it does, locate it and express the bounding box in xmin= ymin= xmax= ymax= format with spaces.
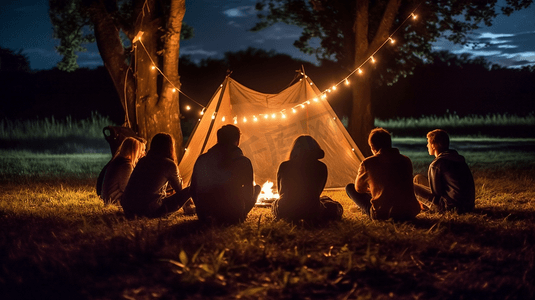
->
xmin=178 ymin=74 xmax=365 ymax=189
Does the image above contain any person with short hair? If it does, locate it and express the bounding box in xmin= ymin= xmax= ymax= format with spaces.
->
xmin=122 ymin=133 xmax=191 ymax=218
xmin=271 ymin=135 xmax=343 ymax=223
xmin=100 ymin=137 xmax=145 ymax=205
xmin=413 ymin=129 xmax=475 ymax=213
xmin=190 ymin=125 xmax=261 ymax=224
xmin=346 ymin=128 xmax=421 ymax=221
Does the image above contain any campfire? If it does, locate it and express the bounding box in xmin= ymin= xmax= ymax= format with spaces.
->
xmin=255 ymin=181 xmax=280 ymax=207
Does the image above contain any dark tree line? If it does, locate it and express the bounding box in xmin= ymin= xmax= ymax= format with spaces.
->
xmin=1 ymin=47 xmax=533 ymax=130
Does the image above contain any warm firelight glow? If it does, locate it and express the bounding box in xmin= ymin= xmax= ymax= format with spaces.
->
xmin=256 ymin=181 xmax=280 ymax=204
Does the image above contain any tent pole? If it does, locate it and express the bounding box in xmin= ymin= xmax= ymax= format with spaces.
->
xmin=199 ymin=76 xmax=229 ymax=154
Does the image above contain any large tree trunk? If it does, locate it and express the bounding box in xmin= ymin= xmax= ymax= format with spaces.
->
xmin=349 ymin=0 xmax=401 ymax=157
xmin=87 ymin=1 xmax=136 ymax=128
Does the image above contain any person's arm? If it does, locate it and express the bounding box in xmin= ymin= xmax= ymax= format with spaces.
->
xmin=167 ymin=161 xmax=183 ymax=192
xmin=355 ymin=163 xmax=369 ymax=193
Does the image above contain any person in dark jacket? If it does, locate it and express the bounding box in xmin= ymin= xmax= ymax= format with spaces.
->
xmin=121 ymin=133 xmax=191 ymax=218
xmin=190 ymin=125 xmax=261 ymax=224
xmin=100 ymin=137 xmax=145 ymax=205
xmin=272 ymin=135 xmax=343 ymax=223
xmin=346 ymin=128 xmax=421 ymax=221
xmin=413 ymin=129 xmax=475 ymax=213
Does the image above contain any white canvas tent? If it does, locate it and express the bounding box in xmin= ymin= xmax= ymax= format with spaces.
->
xmin=178 ymin=74 xmax=365 ymax=189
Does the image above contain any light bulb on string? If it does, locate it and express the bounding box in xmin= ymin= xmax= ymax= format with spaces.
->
xmin=332 ymin=86 xmax=337 ymax=91
xmin=358 ymin=68 xmax=363 ymax=74
xmin=321 ymin=94 xmax=327 ymax=99
xmin=389 ymin=37 xmax=395 ymax=44
xmin=411 ymin=13 xmax=417 ymax=20
xmin=222 ymin=116 xmax=226 ymax=122
xmin=300 ymin=104 xmax=305 ymax=108
xmin=281 ymin=113 xmax=286 ymax=119
xmin=371 ymin=56 xmax=376 ymax=63
xmin=292 ymin=108 xmax=297 ymax=113
xmin=264 ymin=114 xmax=268 ymax=119
xmin=306 ymin=101 xmax=310 ymax=104
xmin=151 ymin=65 xmax=156 ymax=70
xmin=313 ymin=97 xmax=318 ymax=102
xmin=271 ymin=113 xmax=276 ymax=119
xmin=211 ymin=112 xmax=216 ymax=120
xmin=233 ymin=116 xmax=238 ymax=124
xmin=172 ymin=88 xmax=176 ymax=93
xmin=253 ymin=115 xmax=258 ymax=122
xmin=200 ymin=108 xmax=205 ymax=116
xmin=345 ymin=79 xmax=350 ymax=85
xmin=185 ymin=105 xmax=191 ymax=111
xmin=243 ymin=117 xmax=247 ymax=123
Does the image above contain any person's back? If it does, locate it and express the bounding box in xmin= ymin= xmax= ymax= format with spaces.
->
xmin=346 ymin=128 xmax=421 ymax=221
xmin=429 ymin=149 xmax=475 ymax=213
xmin=359 ymin=148 xmax=421 ymax=220
xmin=190 ymin=125 xmax=260 ymax=224
xmin=414 ymin=129 xmax=475 ymax=213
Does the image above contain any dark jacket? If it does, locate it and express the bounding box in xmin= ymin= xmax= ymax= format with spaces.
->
xmin=122 ymin=154 xmax=182 ymax=215
xmin=429 ymin=150 xmax=475 ymax=213
xmin=190 ymin=143 xmax=256 ymax=223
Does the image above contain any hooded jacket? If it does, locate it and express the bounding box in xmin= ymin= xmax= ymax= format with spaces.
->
xmin=428 ymin=150 xmax=475 ymax=213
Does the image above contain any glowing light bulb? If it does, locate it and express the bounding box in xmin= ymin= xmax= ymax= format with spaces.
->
xmin=185 ymin=148 xmax=187 ymax=151
xmin=264 ymin=114 xmax=268 ymax=119
xmin=211 ymin=113 xmax=216 ymax=119
xmin=281 ymin=113 xmax=286 ymax=119
xmin=271 ymin=113 xmax=276 ymax=119
xmin=332 ymin=86 xmax=337 ymax=91
xmin=151 ymin=65 xmax=156 ymax=70
xmin=253 ymin=115 xmax=258 ymax=122
xmin=412 ymin=13 xmax=417 ymax=20
xmin=358 ymin=68 xmax=363 ymax=74
xmin=345 ymin=79 xmax=350 ymax=85
xmin=309 ymin=82 xmax=314 ymax=86
xmin=313 ymin=97 xmax=318 ymax=102
xmin=222 ymin=116 xmax=226 ymax=122
xmin=371 ymin=56 xmax=376 ymax=63
xmin=234 ymin=119 xmax=238 ymax=124
xmin=389 ymin=38 xmax=395 ymax=44
xmin=292 ymin=108 xmax=297 ymax=113
xmin=200 ymin=109 xmax=205 ymax=116
xmin=300 ymin=104 xmax=305 ymax=108
xmin=243 ymin=117 xmax=247 ymax=123
xmin=186 ymin=105 xmax=191 ymax=110
xmin=321 ymin=94 xmax=327 ymax=99
xmin=306 ymin=101 xmax=310 ymax=104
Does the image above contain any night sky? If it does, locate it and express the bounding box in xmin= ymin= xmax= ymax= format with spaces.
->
xmin=0 ymin=0 xmax=534 ymax=70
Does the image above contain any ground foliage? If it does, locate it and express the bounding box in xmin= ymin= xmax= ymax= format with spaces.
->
xmin=1 ymin=156 xmax=534 ymax=299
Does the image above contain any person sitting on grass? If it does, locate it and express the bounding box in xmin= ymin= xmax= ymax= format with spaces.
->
xmin=121 ymin=133 xmax=191 ymax=219
xmin=413 ymin=129 xmax=475 ymax=213
xmin=100 ymin=137 xmax=145 ymax=205
xmin=346 ymin=128 xmax=421 ymax=221
xmin=190 ymin=124 xmax=261 ymax=225
xmin=271 ymin=135 xmax=343 ymax=223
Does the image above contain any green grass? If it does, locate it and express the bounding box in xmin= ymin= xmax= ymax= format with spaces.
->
xmin=1 ymin=143 xmax=535 ymax=299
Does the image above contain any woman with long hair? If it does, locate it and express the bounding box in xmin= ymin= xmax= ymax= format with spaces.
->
xmin=121 ymin=133 xmax=191 ymax=218
xmin=271 ymin=135 xmax=343 ymax=223
xmin=100 ymin=137 xmax=145 ymax=205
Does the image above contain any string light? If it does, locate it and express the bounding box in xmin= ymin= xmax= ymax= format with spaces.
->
xmin=134 ymin=7 xmax=420 ymax=122
xmin=222 ymin=116 xmax=226 ymax=122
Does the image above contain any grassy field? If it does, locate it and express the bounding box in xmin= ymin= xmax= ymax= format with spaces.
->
xmin=1 ymin=142 xmax=534 ymax=299
xmin=1 ymin=115 xmax=534 ymax=299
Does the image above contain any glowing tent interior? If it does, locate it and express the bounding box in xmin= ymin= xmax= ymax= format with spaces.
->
xmin=178 ymin=74 xmax=365 ymax=189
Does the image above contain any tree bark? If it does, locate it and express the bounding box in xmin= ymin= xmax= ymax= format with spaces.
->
xmin=349 ymin=0 xmax=401 ymax=157
xmin=87 ymin=1 xmax=136 ymax=128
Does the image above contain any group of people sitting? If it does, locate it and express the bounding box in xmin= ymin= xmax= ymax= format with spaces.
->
xmin=96 ymin=124 xmax=475 ymax=224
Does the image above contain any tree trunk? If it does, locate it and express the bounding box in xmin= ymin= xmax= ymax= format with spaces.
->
xmin=132 ymin=0 xmax=185 ymax=159
xmin=349 ymin=0 xmax=401 ymax=157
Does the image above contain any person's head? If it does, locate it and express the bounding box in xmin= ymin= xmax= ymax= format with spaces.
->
xmin=217 ymin=124 xmax=241 ymax=146
xmin=114 ymin=137 xmax=145 ymax=165
xmin=368 ymin=128 xmax=392 ymax=154
xmin=426 ymin=129 xmax=449 ymax=156
xmin=289 ymin=135 xmax=325 ymax=161
xmin=149 ymin=132 xmax=177 ymax=163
